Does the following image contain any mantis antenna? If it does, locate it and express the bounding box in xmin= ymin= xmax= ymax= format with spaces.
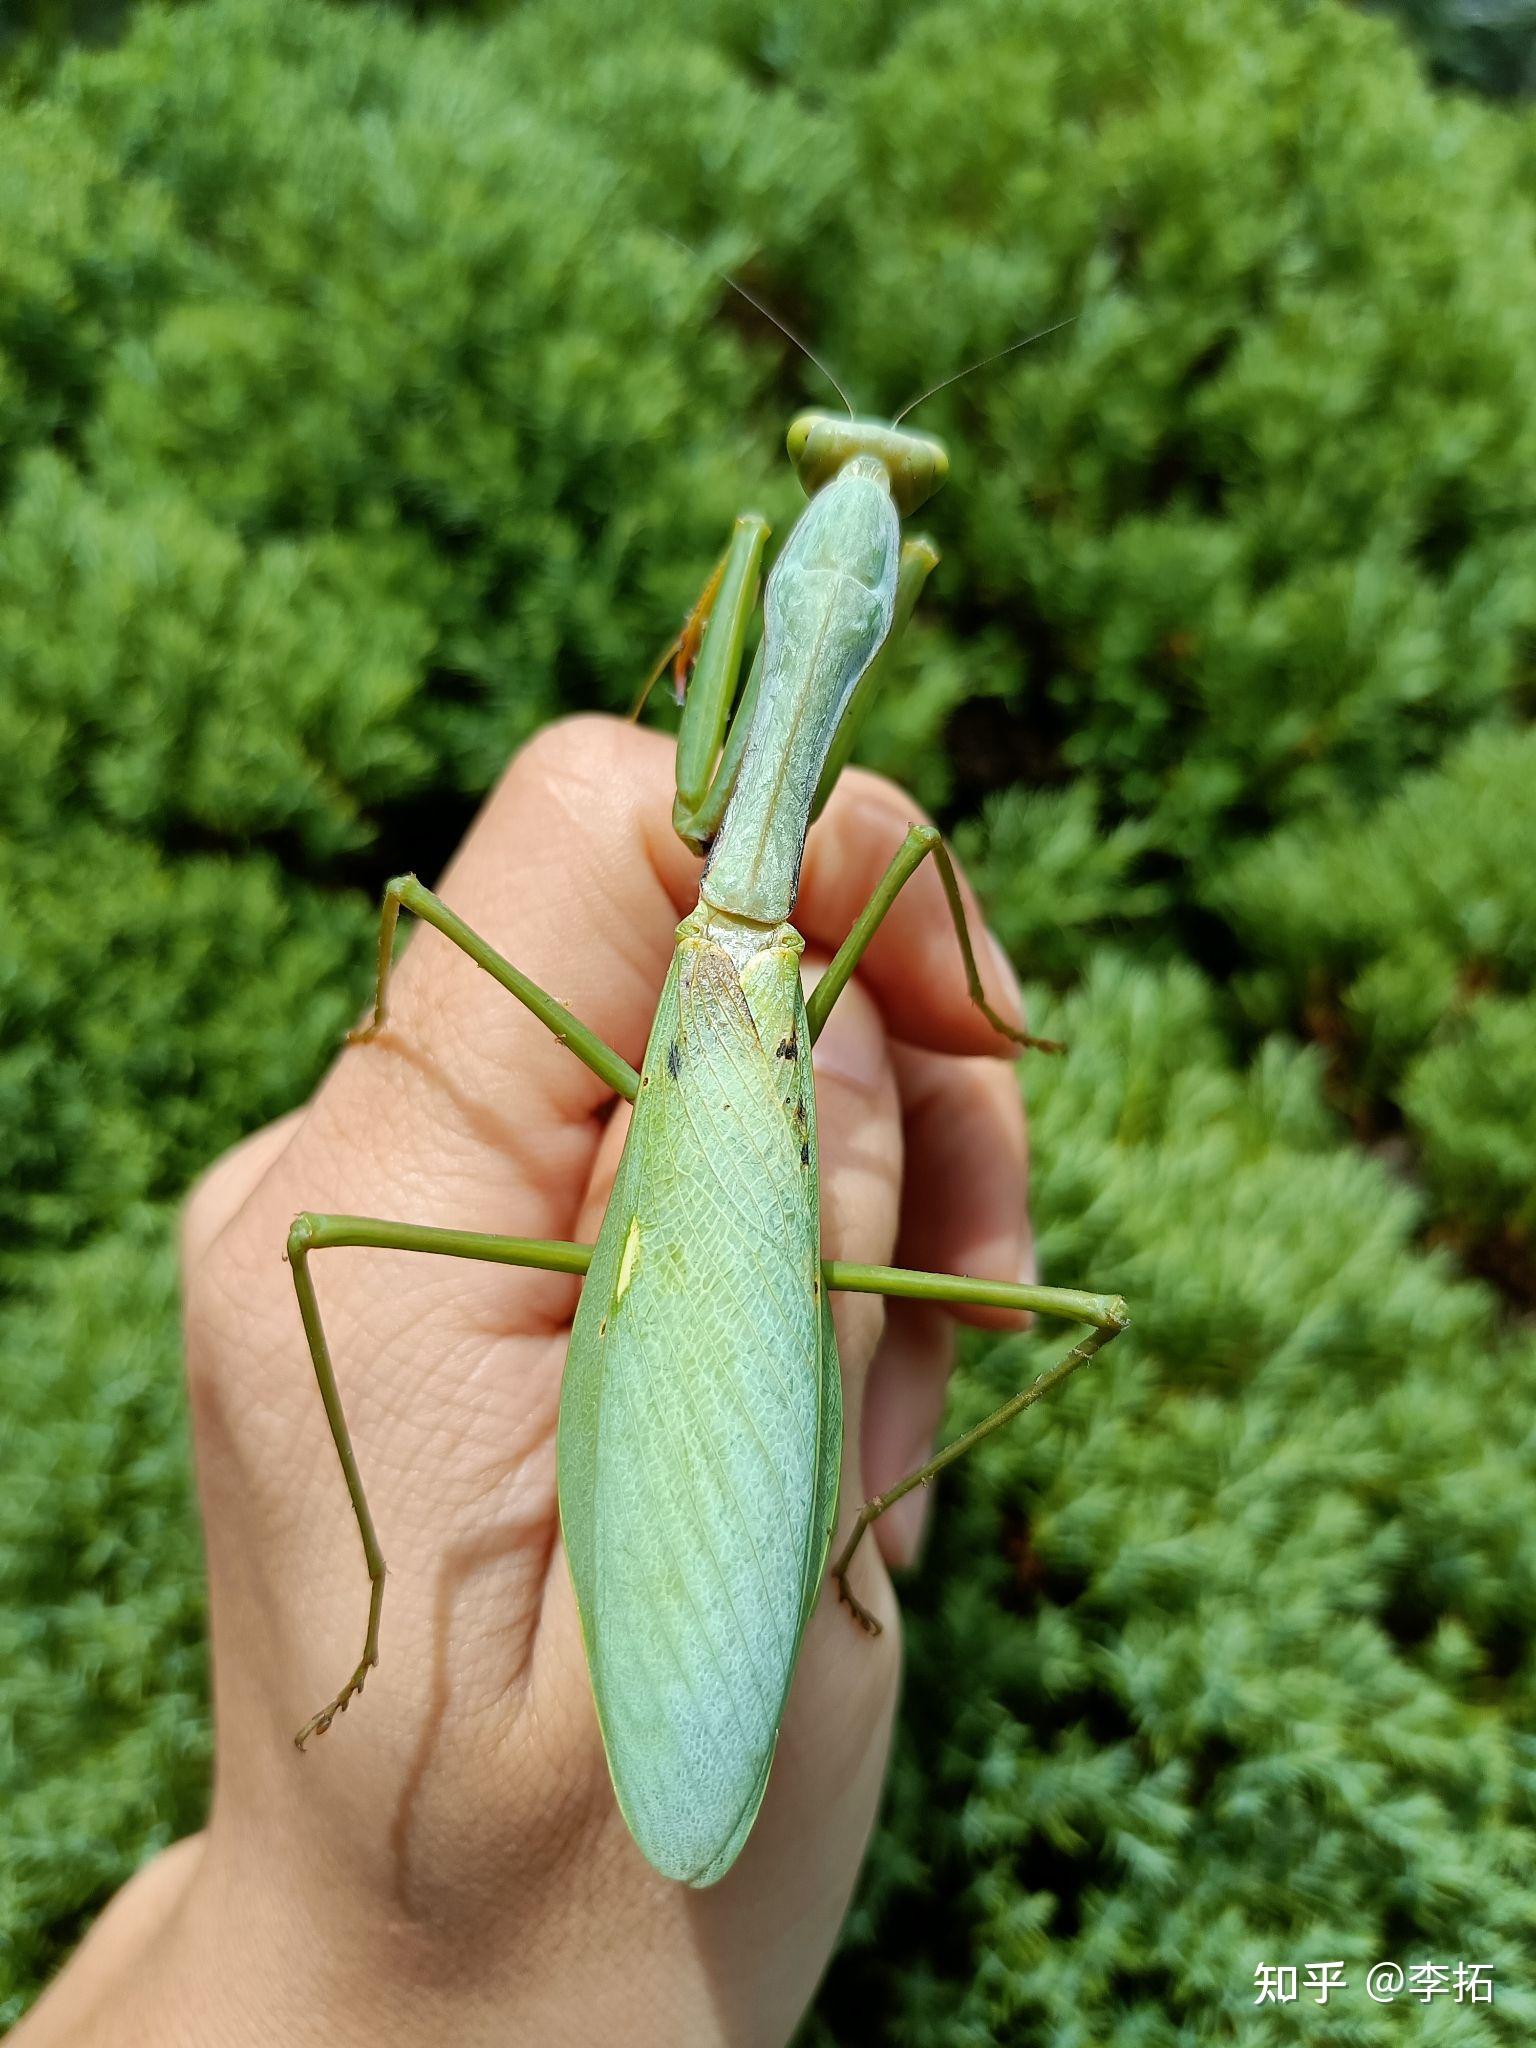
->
xmin=892 ymin=314 xmax=1078 ymax=425
xmin=714 ymin=269 xmax=858 ymax=420
xmin=660 ymin=228 xmax=857 ymax=418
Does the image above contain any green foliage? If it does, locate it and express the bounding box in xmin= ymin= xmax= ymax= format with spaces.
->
xmin=1371 ymin=0 xmax=1536 ymax=98
xmin=1 ymin=0 xmax=132 ymax=79
xmin=957 ymin=783 xmax=1172 ymax=983
xmin=1219 ymin=726 xmax=1536 ymax=1082
xmin=0 ymin=1217 xmax=208 ymax=2022
xmin=4 ymin=0 xmax=1536 ymax=2035
xmin=1218 ymin=728 xmax=1536 ymax=1270
xmin=0 ymin=827 xmax=364 ymax=1259
xmin=7 ymin=0 xmax=1535 ymax=900
xmin=1404 ymin=997 xmax=1536 ymax=1250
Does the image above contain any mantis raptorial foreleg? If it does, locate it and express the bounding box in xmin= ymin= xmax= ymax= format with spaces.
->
xmin=667 ymin=522 xmax=943 ymax=855
xmin=668 ymin=515 xmax=769 ymax=853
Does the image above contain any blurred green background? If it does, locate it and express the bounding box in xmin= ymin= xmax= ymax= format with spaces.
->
xmin=4 ymin=0 xmax=1536 ymax=2037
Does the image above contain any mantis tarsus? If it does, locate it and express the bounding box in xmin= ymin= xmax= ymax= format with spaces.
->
xmin=287 ymin=397 xmax=1129 ymax=1888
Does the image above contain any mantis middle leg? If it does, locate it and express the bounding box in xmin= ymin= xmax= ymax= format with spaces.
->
xmin=805 ymin=823 xmax=1064 ymax=1055
xmin=806 ymin=834 xmax=1119 ymax=1629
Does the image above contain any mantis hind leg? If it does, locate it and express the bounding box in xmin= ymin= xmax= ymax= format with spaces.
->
xmin=805 ymin=824 xmax=1064 ymax=1054
xmin=286 ymin=1214 xmax=594 ymax=1747
xmin=820 ymin=1261 xmax=1129 ymax=1632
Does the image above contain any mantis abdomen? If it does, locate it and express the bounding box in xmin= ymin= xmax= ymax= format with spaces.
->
xmin=556 ymin=442 xmax=913 ymax=1882
xmin=557 ymin=911 xmax=838 ymax=1885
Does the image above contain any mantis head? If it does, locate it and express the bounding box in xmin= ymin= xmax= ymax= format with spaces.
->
xmin=787 ymin=413 xmax=949 ymax=517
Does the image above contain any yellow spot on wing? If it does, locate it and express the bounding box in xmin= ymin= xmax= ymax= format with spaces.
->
xmin=615 ymin=1217 xmax=642 ymax=1305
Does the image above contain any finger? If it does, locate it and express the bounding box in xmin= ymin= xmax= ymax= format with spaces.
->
xmin=889 ymin=1042 xmax=1033 ymax=1331
xmin=859 ymin=1301 xmax=954 ymax=1570
xmin=855 ymin=1048 xmax=1032 ymax=1575
xmin=806 ymin=961 xmax=905 ymax=1475
xmin=797 ymin=767 xmax=1032 ymax=1060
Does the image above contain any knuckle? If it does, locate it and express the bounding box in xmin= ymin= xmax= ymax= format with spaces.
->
xmin=505 ymin=712 xmax=625 ymax=787
xmin=179 ymin=1137 xmax=257 ymax=1282
xmin=180 ymin=1124 xmax=303 ymax=1396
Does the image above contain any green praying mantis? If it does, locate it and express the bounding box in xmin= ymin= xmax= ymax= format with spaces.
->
xmin=285 ymin=347 xmax=1130 ymax=1887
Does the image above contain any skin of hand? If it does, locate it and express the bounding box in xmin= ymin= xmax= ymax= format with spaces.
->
xmin=18 ymin=717 xmax=1032 ymax=2048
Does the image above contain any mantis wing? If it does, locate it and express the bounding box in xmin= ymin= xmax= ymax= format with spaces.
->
xmin=558 ymin=915 xmax=841 ymax=1886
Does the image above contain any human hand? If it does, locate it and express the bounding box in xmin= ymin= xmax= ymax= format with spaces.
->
xmin=18 ymin=718 xmax=1031 ymax=2048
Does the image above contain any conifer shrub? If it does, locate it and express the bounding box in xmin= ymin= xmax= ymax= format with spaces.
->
xmin=1404 ymin=996 xmax=1536 ymax=1264
xmin=6 ymin=0 xmax=1536 ymax=898
xmin=0 ymin=826 xmax=365 ymax=1260
xmin=5 ymin=0 xmax=1536 ymax=2033
xmin=0 ymin=1219 xmax=208 ymax=2014
xmin=1372 ymin=0 xmax=1536 ymax=96
xmin=1217 ymin=728 xmax=1536 ymax=1274
xmin=1218 ymin=726 xmax=1536 ymax=1089
xmin=813 ymin=960 xmax=1536 ymax=2046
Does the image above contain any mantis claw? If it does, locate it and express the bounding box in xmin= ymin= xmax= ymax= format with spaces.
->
xmin=833 ymin=1570 xmax=883 ymax=1637
xmin=974 ymin=994 xmax=1066 ymax=1057
xmin=294 ymin=1655 xmax=376 ymax=1751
